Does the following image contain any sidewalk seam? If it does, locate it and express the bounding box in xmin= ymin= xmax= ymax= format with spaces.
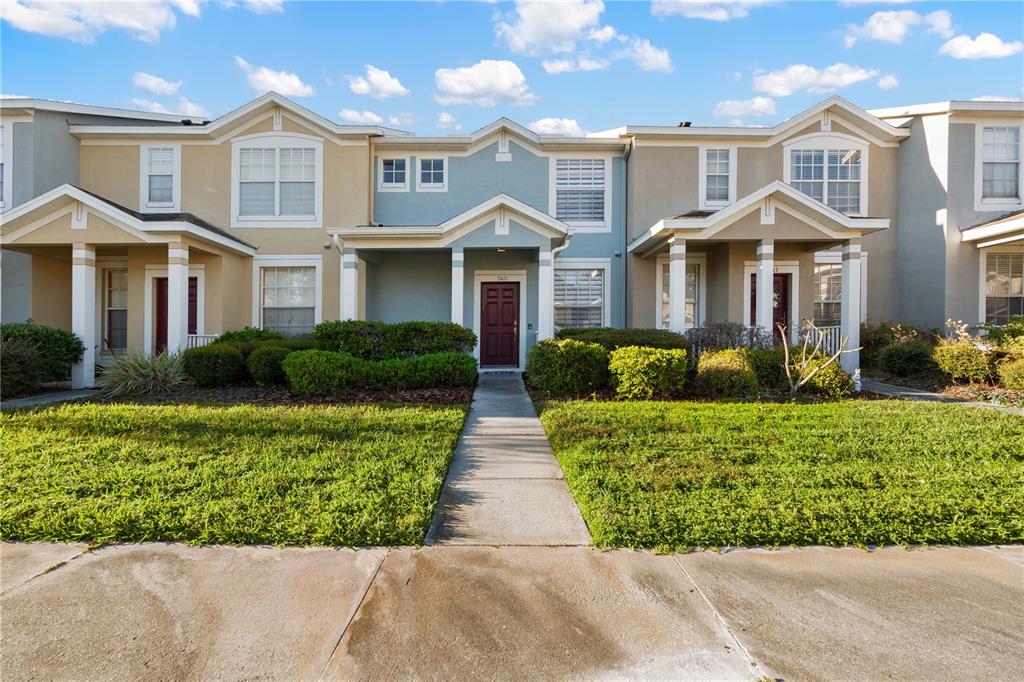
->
xmin=1 ymin=545 xmax=95 ymax=597
xmin=317 ymin=547 xmax=389 ymax=680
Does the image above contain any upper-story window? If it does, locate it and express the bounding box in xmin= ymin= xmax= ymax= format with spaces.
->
xmin=417 ymin=158 xmax=447 ymax=192
xmin=378 ymin=156 xmax=409 ymax=192
xmin=982 ymin=126 xmax=1020 ymax=200
xmin=139 ymin=144 xmax=180 ymax=213
xmin=231 ymin=134 xmax=323 ymax=228
xmin=699 ymin=146 xmax=736 ymax=209
xmin=551 ymin=157 xmax=610 ymax=232
xmin=791 ymin=149 xmax=862 ymax=214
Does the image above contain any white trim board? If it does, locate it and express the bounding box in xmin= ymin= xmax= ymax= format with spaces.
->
xmin=472 ymin=269 xmax=528 ymax=372
xmin=143 ymin=264 xmax=206 ymax=354
xmin=250 ymin=254 xmax=324 ymax=331
xmin=553 ymin=257 xmax=612 ymax=329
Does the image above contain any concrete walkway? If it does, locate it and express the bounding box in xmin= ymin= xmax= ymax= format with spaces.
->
xmin=425 ymin=373 xmax=591 ymax=546
xmin=862 ymin=378 xmax=1024 ymax=416
xmin=1 ymin=388 xmax=99 ymax=410
xmin=2 ymin=542 xmax=1021 ymax=681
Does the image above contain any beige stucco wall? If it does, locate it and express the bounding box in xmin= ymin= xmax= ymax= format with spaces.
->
xmin=30 ymin=251 xmax=72 ymax=329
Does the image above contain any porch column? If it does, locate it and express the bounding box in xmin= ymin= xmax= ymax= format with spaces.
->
xmin=538 ymin=250 xmax=554 ymax=340
xmin=341 ymin=247 xmax=359 ymax=320
xmin=668 ymin=238 xmax=687 ymax=333
xmin=755 ymin=239 xmax=774 ymax=333
xmin=70 ymin=243 xmax=96 ymax=389
xmin=451 ymin=247 xmax=464 ymax=326
xmin=166 ymin=241 xmax=189 ymax=354
xmin=840 ymin=240 xmax=862 ymax=373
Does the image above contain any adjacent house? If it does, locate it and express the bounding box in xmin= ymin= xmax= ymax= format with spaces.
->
xmin=1 ymin=93 xmax=1022 ymax=388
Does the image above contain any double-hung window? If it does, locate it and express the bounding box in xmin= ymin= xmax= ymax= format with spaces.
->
xmin=982 ymin=127 xmax=1021 ymax=201
xmin=703 ymin=148 xmax=732 ymax=207
xmin=789 ymin=146 xmax=862 ymax=215
xmin=261 ymin=266 xmax=317 ymax=336
xmin=813 ymin=264 xmax=842 ymax=327
xmin=985 ymin=253 xmax=1024 ymax=325
xmin=554 ymin=158 xmax=607 ymax=228
xmin=105 ymin=269 xmax=128 ymax=350
xmin=232 ymin=136 xmax=322 ymax=227
xmin=554 ymin=268 xmax=605 ymax=331
xmin=660 ymin=261 xmax=700 ymax=329
xmin=139 ymin=144 xmax=179 ymax=212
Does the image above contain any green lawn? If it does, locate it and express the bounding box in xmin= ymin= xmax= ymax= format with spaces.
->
xmin=1 ymin=402 xmax=467 ymax=546
xmin=539 ymin=400 xmax=1024 ymax=550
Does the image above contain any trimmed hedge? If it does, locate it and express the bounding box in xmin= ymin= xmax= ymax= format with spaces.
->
xmin=557 ymin=327 xmax=691 ymax=353
xmin=0 ymin=337 xmax=41 ymax=399
xmin=181 ymin=343 xmax=247 ymax=387
xmin=214 ymin=327 xmax=284 ymax=345
xmin=879 ymin=339 xmax=936 ymax=377
xmin=524 ymin=339 xmax=608 ymax=398
xmin=998 ymin=358 xmax=1024 ymax=390
xmin=608 ymin=346 xmax=688 ymax=400
xmin=933 ymin=341 xmax=989 ymax=384
xmin=694 ymin=348 xmax=759 ymax=398
xmin=0 ymin=321 xmax=85 ymax=382
xmin=283 ymin=350 xmax=478 ymax=396
xmin=247 ymin=345 xmax=292 ymax=386
xmin=312 ymin=320 xmax=476 ymax=360
xmin=746 ymin=346 xmax=789 ymax=390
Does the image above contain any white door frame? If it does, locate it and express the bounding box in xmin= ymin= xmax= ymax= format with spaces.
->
xmin=472 ymin=269 xmax=528 ymax=372
xmin=743 ymin=260 xmax=799 ymax=343
xmin=144 ymin=264 xmax=205 ymax=354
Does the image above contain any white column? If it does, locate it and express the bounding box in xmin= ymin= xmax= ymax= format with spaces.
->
xmin=755 ymin=239 xmax=774 ymax=333
xmin=841 ymin=240 xmax=862 ymax=374
xmin=668 ymin=239 xmax=687 ymax=333
xmin=341 ymin=247 xmax=359 ymax=320
xmin=70 ymin=243 xmax=96 ymax=389
xmin=166 ymin=241 xmax=189 ymax=354
xmin=451 ymin=248 xmax=464 ymax=326
xmin=538 ymin=250 xmax=554 ymax=340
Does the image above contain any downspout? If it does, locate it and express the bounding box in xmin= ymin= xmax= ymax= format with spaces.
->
xmin=367 ymin=135 xmax=375 ymax=225
xmin=622 ymin=136 xmax=633 ymax=330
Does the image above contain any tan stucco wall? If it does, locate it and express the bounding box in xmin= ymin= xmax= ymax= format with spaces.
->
xmin=31 ymin=252 xmax=72 ymax=329
xmin=80 ymin=146 xmax=139 ymax=209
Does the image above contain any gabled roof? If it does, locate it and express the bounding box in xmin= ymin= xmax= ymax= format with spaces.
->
xmin=373 ymin=116 xmax=628 ymax=150
xmin=0 ymin=96 xmax=187 ymax=123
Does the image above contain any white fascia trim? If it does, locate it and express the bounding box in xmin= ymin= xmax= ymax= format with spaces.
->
xmin=0 ymin=119 xmax=13 ymax=210
xmin=0 ymin=98 xmax=186 ymax=122
xmin=250 ymin=254 xmax=324 ymax=330
xmin=138 ymin=143 xmax=182 ymax=214
xmin=553 ymin=257 xmax=612 ymax=328
xmin=230 ymin=133 xmax=324 ymax=229
xmin=414 ymin=154 xmax=448 ymax=193
xmin=782 ymin=132 xmax=870 ymax=217
xmin=698 ymin=144 xmax=737 ymax=210
xmin=972 ymin=119 xmax=1024 ymax=214
xmin=961 ymin=213 xmax=1024 ymax=243
xmin=548 ymin=153 xmax=613 ymax=234
xmin=377 ymin=155 xmax=411 ymax=192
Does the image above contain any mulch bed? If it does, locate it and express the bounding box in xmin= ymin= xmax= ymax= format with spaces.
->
xmin=96 ymin=385 xmax=475 ymax=406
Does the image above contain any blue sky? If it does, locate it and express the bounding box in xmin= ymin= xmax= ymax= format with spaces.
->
xmin=2 ymin=1 xmax=1022 ymax=135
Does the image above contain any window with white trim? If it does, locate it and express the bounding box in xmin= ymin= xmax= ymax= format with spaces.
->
xmin=660 ymin=261 xmax=699 ymax=329
xmin=555 ymin=158 xmax=605 ymax=223
xmin=146 ymin=147 xmax=174 ymax=205
xmin=790 ymin=148 xmax=862 ymax=214
xmin=105 ymin=269 xmax=128 ymax=350
xmin=554 ymin=268 xmax=604 ymax=330
xmin=381 ymin=158 xmax=407 ymax=188
xmin=260 ymin=266 xmax=316 ymax=336
xmin=705 ymin=149 xmax=730 ymax=204
xmin=239 ymin=147 xmax=315 ymax=217
xmin=985 ymin=253 xmax=1024 ymax=325
xmin=419 ymin=158 xmax=445 ymax=188
xmin=982 ymin=127 xmax=1020 ymax=200
xmin=813 ymin=264 xmax=842 ymax=327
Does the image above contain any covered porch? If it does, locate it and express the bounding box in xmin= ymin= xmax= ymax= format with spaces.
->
xmin=961 ymin=210 xmax=1024 ymax=326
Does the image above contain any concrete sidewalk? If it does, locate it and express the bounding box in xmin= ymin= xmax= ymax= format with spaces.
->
xmin=2 ymin=542 xmax=1021 ymax=681
xmin=861 ymin=378 xmax=1024 ymax=416
xmin=425 ymin=373 xmax=591 ymax=546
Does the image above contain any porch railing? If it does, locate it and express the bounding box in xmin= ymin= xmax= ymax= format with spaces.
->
xmin=800 ymin=325 xmax=842 ymax=356
xmin=186 ymin=334 xmax=218 ymax=349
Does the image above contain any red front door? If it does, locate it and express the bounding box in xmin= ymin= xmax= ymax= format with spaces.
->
xmin=750 ymin=273 xmax=791 ymax=340
xmin=155 ymin=277 xmax=198 ymax=353
xmin=480 ymin=282 xmax=519 ymax=367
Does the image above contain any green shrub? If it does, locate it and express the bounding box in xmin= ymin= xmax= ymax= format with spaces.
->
xmin=246 ymin=345 xmax=292 ymax=386
xmin=746 ymin=346 xmax=788 ymax=390
xmin=283 ymin=350 xmax=364 ymax=396
xmin=557 ymin=327 xmax=691 ymax=353
xmin=694 ymin=348 xmax=759 ymax=398
xmin=101 ymin=351 xmax=185 ymax=398
xmin=803 ymin=357 xmax=854 ymax=398
xmin=225 ymin=337 xmax=316 ymax=361
xmin=214 ymin=327 xmax=284 ymax=344
xmin=608 ymin=346 xmax=688 ymax=400
xmin=860 ymin=321 xmax=931 ymax=369
xmin=182 ymin=343 xmax=247 ymax=387
xmin=525 ymin=339 xmax=608 ymax=397
xmin=0 ymin=321 xmax=85 ymax=382
xmin=282 ymin=350 xmax=477 ymax=396
xmin=685 ymin=321 xmax=773 ymax=353
xmin=0 ymin=337 xmax=41 ymax=400
xmin=997 ymin=358 xmax=1024 ymax=390
xmin=312 ymin=320 xmax=476 ymax=360
xmin=878 ymin=339 xmax=936 ymax=377
xmin=985 ymin=315 xmax=1024 ymax=345
xmin=933 ymin=340 xmax=990 ymax=384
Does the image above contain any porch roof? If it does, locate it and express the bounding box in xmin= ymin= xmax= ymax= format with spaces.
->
xmin=627 ymin=181 xmax=890 ymax=256
xmin=961 ymin=209 xmax=1024 ymax=249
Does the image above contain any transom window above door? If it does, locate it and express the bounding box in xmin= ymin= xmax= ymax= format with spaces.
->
xmin=231 ymin=134 xmax=323 ymax=227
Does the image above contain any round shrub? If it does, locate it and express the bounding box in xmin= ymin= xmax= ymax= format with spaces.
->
xmin=933 ymin=341 xmax=990 ymax=384
xmin=0 ymin=336 xmax=41 ymax=399
xmin=214 ymin=327 xmax=284 ymax=344
xmin=101 ymin=351 xmax=185 ymax=398
xmin=525 ymin=339 xmax=608 ymax=397
xmin=247 ymin=345 xmax=292 ymax=386
xmin=608 ymin=346 xmax=687 ymax=400
xmin=803 ymin=357 xmax=854 ymax=398
xmin=745 ymin=346 xmax=788 ymax=390
xmin=0 ymin=321 xmax=85 ymax=382
xmin=182 ymin=343 xmax=247 ymax=387
xmin=878 ymin=340 xmax=936 ymax=377
xmin=694 ymin=349 xmax=759 ymax=398
xmin=997 ymin=358 xmax=1024 ymax=390
xmin=557 ymin=327 xmax=691 ymax=353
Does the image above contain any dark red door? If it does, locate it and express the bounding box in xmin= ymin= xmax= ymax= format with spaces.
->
xmin=155 ymin=277 xmax=198 ymax=353
xmin=749 ymin=273 xmax=790 ymax=340
xmin=480 ymin=282 xmax=519 ymax=367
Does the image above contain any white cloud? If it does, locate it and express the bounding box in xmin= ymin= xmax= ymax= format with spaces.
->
xmin=346 ymin=65 xmax=410 ymax=100
xmin=971 ymin=96 xmax=1019 ymax=102
xmin=435 ymin=60 xmax=538 ymax=107
xmin=1 ymin=0 xmax=199 ymax=43
xmin=542 ymin=56 xmax=609 ymax=74
xmin=877 ymin=74 xmax=899 ymax=91
xmin=496 ymin=0 xmax=605 ymax=55
xmin=940 ymin=33 xmax=1023 ymax=60
xmin=176 ymin=96 xmax=210 ymax=117
xmin=240 ymin=0 xmax=283 ymax=14
xmin=753 ymin=63 xmax=878 ymax=96
xmin=131 ymin=96 xmax=209 ymax=117
xmin=131 ymin=98 xmax=173 ymax=114
xmin=712 ymin=96 xmax=776 ymax=119
xmin=529 ymin=117 xmax=587 ymax=137
xmin=388 ymin=112 xmax=416 ymax=127
xmin=651 ymin=0 xmax=770 ymax=22
xmin=616 ymin=37 xmax=674 ymax=73
xmin=436 ymin=112 xmax=462 ymax=131
xmin=234 ymin=55 xmax=314 ymax=96
xmin=339 ymin=109 xmax=384 ymax=125
xmin=844 ymin=9 xmax=954 ymax=48
xmin=923 ymin=10 xmax=953 ymax=39
xmin=588 ymin=25 xmax=617 ymax=43
xmin=132 ymin=71 xmax=181 ymax=95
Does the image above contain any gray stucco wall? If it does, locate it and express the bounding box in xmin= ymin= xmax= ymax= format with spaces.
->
xmin=364 ymin=251 xmax=451 ymax=323
xmin=31 ymin=110 xmax=81 ymax=195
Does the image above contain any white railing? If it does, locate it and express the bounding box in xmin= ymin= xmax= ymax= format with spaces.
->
xmin=801 ymin=325 xmax=842 ymax=356
xmin=187 ymin=334 xmax=218 ymax=349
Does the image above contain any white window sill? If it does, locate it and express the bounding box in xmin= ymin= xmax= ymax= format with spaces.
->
xmin=702 ymin=200 xmax=730 ymax=209
xmin=378 ymin=184 xmax=408 ymax=193
xmin=417 ymin=184 xmax=447 ymax=193
xmin=233 ymin=215 xmax=320 ymax=228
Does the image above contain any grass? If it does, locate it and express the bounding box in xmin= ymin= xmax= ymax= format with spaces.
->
xmin=0 ymin=402 xmax=467 ymax=546
xmin=538 ymin=400 xmax=1024 ymax=550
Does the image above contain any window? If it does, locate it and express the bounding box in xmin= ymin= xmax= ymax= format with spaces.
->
xmin=417 ymin=158 xmax=446 ymax=191
xmin=554 ymin=268 xmax=604 ymax=330
xmin=261 ymin=266 xmax=316 ymax=336
xmin=660 ymin=261 xmax=699 ymax=329
xmin=239 ymin=147 xmax=314 ymax=217
xmin=147 ymin=147 xmax=174 ymax=205
xmin=985 ymin=253 xmax=1024 ymax=325
xmin=554 ymin=158 xmax=606 ymax=225
xmin=813 ymin=264 xmax=842 ymax=327
xmin=105 ymin=269 xmax=128 ymax=350
xmin=982 ymin=127 xmax=1020 ymax=200
xmin=790 ymin=148 xmax=862 ymax=214
xmin=379 ymin=157 xmax=408 ymax=190
xmin=703 ymin=148 xmax=732 ymax=206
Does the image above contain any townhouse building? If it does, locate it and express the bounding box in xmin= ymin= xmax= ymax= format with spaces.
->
xmin=1 ymin=93 xmax=1022 ymax=388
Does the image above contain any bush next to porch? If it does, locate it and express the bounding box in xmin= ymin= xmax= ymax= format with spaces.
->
xmin=556 ymin=327 xmax=691 ymax=353
xmin=181 ymin=343 xmax=247 ymax=387
xmin=214 ymin=327 xmax=284 ymax=345
xmin=878 ymin=339 xmax=937 ymax=377
xmin=0 ymin=337 xmax=41 ymax=400
xmin=933 ymin=340 xmax=990 ymax=384
xmin=998 ymin=358 xmax=1024 ymax=389
xmin=247 ymin=345 xmax=292 ymax=386
xmin=0 ymin=321 xmax=85 ymax=382
xmin=693 ymin=349 xmax=759 ymax=398
xmin=524 ymin=339 xmax=608 ymax=398
xmin=608 ymin=346 xmax=688 ymax=400
xmin=311 ymin=320 xmax=476 ymax=360
xmin=282 ymin=350 xmax=478 ymax=396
